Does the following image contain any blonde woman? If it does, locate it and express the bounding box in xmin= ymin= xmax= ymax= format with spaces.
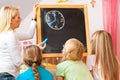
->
xmin=17 ymin=45 xmax=53 ymax=80
xmin=0 ymin=5 xmax=36 ymax=79
xmin=86 ymin=30 xmax=120 ymax=80
xmin=56 ymin=38 xmax=93 ymax=80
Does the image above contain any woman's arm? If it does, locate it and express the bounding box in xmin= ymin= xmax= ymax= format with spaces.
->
xmin=15 ymin=4 xmax=38 ymax=41
xmin=15 ymin=20 xmax=36 ymax=41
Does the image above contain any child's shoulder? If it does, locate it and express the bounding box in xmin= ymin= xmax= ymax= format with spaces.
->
xmin=56 ymin=60 xmax=73 ymax=68
xmin=87 ymin=54 xmax=96 ymax=59
xmin=17 ymin=68 xmax=33 ymax=80
xmin=38 ymin=66 xmax=53 ymax=74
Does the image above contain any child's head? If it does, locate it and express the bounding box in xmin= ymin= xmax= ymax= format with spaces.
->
xmin=23 ymin=45 xmax=42 ymax=67
xmin=23 ymin=45 xmax=42 ymax=80
xmin=91 ymin=30 xmax=114 ymax=62
xmin=62 ymin=38 xmax=84 ymax=61
xmin=91 ymin=30 xmax=119 ymax=80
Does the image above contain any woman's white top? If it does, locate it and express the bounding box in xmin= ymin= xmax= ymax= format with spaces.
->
xmin=86 ymin=55 xmax=104 ymax=80
xmin=0 ymin=20 xmax=36 ymax=77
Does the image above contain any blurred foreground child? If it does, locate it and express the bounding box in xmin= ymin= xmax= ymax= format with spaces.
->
xmin=56 ymin=38 xmax=93 ymax=80
xmin=86 ymin=30 xmax=120 ymax=80
xmin=17 ymin=45 xmax=53 ymax=80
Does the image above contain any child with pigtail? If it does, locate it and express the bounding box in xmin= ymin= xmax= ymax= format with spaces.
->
xmin=17 ymin=45 xmax=53 ymax=80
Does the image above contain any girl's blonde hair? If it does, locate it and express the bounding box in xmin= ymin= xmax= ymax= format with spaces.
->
xmin=24 ymin=45 xmax=42 ymax=80
xmin=62 ymin=38 xmax=84 ymax=61
xmin=91 ymin=30 xmax=119 ymax=80
xmin=0 ymin=5 xmax=19 ymax=33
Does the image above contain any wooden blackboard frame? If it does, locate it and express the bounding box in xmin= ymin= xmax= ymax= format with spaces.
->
xmin=36 ymin=4 xmax=90 ymax=56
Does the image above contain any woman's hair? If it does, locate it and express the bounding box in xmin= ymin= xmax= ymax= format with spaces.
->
xmin=91 ymin=30 xmax=119 ymax=80
xmin=0 ymin=5 xmax=19 ymax=33
xmin=24 ymin=45 xmax=42 ymax=80
xmin=62 ymin=38 xmax=84 ymax=61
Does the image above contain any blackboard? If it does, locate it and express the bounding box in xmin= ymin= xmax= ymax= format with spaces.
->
xmin=36 ymin=5 xmax=90 ymax=54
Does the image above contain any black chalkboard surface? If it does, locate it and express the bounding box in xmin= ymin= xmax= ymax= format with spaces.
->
xmin=36 ymin=5 xmax=90 ymax=54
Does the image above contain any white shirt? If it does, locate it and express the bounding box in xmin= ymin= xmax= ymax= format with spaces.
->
xmin=86 ymin=55 xmax=104 ymax=80
xmin=0 ymin=20 xmax=36 ymax=77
